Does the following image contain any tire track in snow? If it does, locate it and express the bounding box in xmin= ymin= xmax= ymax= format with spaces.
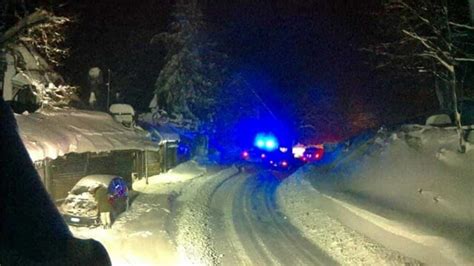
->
xmin=209 ymin=171 xmax=270 ymax=265
xmin=240 ymin=171 xmax=336 ymax=265
xmin=263 ymin=174 xmax=331 ymax=264
xmin=209 ymin=167 xmax=336 ymax=265
xmin=173 ymin=166 xmax=240 ymax=265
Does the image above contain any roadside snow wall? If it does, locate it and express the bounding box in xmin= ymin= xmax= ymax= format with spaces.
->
xmin=290 ymin=125 xmax=474 ymax=263
xmin=330 ymin=125 xmax=474 ymax=227
xmin=279 ymin=125 xmax=474 ymax=265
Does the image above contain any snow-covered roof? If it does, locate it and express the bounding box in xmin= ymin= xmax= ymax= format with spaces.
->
xmin=75 ymin=175 xmax=117 ymax=188
xmin=139 ymin=122 xmax=180 ymax=143
xmin=16 ymin=109 xmax=159 ymax=162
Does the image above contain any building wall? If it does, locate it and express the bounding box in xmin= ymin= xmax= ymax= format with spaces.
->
xmin=43 ymin=151 xmax=139 ymax=201
xmin=35 ymin=147 xmax=178 ymax=202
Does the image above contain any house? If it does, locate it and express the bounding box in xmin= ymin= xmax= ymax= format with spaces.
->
xmin=137 ymin=122 xmax=181 ymax=176
xmin=15 ymin=108 xmax=168 ymax=201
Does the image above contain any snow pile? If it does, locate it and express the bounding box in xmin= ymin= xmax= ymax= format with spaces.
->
xmin=74 ymin=165 xmax=238 ymax=266
xmin=15 ymin=109 xmax=158 ymax=162
xmin=339 ymin=125 xmax=474 ymax=227
xmin=277 ymin=171 xmax=421 ymax=265
xmin=71 ymin=194 xmax=180 ymax=265
xmin=70 ymin=162 xmax=220 ymax=265
xmin=133 ymin=160 xmax=207 ymax=193
xmin=278 ymin=125 xmax=474 ymax=264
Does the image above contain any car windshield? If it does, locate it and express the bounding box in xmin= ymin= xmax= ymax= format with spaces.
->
xmin=5 ymin=1 xmax=473 ymax=265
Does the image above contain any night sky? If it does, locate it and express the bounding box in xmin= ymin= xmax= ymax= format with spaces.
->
xmin=59 ymin=1 xmax=380 ymax=108
xmin=2 ymin=0 xmax=444 ymax=137
xmin=44 ymin=0 xmax=433 ymax=136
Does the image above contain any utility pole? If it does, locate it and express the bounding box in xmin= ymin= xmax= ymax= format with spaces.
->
xmin=106 ymin=68 xmax=111 ymax=108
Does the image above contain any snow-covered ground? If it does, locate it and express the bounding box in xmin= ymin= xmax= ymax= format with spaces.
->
xmin=70 ymin=161 xmax=213 ymax=265
xmin=133 ymin=160 xmax=207 ymax=193
xmin=277 ymin=125 xmax=474 ymax=265
xmin=69 ymin=124 xmax=474 ymax=266
xmin=172 ymin=166 xmax=240 ymax=265
xmin=69 ymin=160 xmax=237 ymax=265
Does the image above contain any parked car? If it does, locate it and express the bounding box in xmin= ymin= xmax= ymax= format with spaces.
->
xmin=302 ymin=145 xmax=325 ymax=163
xmin=60 ymin=175 xmax=129 ymax=227
xmin=241 ymin=147 xmax=267 ymax=163
xmin=265 ymin=149 xmax=301 ymax=171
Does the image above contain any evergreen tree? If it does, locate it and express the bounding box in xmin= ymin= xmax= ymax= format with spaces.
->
xmin=151 ymin=0 xmax=227 ymax=122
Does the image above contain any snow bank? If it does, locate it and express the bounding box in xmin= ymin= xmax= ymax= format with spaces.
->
xmin=280 ymin=125 xmax=474 ymax=264
xmin=71 ymin=193 xmax=180 ymax=266
xmin=133 ymin=160 xmax=207 ymax=193
xmin=70 ymin=161 xmax=213 ymax=265
xmin=321 ymin=125 xmax=474 ymax=228
xmin=15 ymin=109 xmax=158 ymax=162
xmin=277 ymin=171 xmax=421 ymax=265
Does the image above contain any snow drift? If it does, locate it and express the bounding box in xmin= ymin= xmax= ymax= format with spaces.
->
xmin=327 ymin=125 xmax=474 ymax=228
xmin=279 ymin=125 xmax=474 ymax=264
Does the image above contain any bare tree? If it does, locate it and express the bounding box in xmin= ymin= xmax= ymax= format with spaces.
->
xmin=367 ymin=0 xmax=474 ymax=152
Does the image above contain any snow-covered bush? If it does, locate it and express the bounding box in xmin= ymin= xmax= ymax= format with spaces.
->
xmin=31 ymin=81 xmax=77 ymax=109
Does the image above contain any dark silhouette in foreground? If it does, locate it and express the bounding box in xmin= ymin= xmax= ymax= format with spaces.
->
xmin=0 ymin=98 xmax=111 ymax=265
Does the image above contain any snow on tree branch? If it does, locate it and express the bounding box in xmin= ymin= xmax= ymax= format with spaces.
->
xmin=365 ymin=0 xmax=474 ymax=152
xmin=449 ymin=21 xmax=474 ymax=30
xmin=2 ymin=8 xmax=76 ymax=109
xmin=2 ymin=9 xmax=71 ymax=66
xmin=150 ymin=0 xmax=228 ymax=123
xmin=401 ymin=29 xmax=454 ymax=72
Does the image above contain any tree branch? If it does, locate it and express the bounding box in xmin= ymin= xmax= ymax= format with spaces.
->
xmin=449 ymin=21 xmax=474 ymax=30
xmin=0 ymin=9 xmax=50 ymax=44
xmin=402 ymin=29 xmax=454 ymax=72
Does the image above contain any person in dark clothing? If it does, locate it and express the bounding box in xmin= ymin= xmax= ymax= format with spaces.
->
xmin=93 ymin=185 xmax=113 ymax=229
xmin=0 ymin=98 xmax=111 ymax=265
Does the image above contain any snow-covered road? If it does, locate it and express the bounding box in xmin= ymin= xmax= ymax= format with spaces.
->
xmin=70 ymin=161 xmax=421 ymax=265
xmin=208 ymin=169 xmax=336 ymax=265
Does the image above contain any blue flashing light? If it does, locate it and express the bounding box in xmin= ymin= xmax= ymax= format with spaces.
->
xmin=254 ymin=133 xmax=279 ymax=152
xmin=265 ymin=139 xmax=276 ymax=149
xmin=256 ymin=139 xmax=265 ymax=148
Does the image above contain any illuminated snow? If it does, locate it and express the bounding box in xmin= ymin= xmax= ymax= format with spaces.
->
xmin=278 ymin=125 xmax=474 ymax=265
xmin=15 ymin=109 xmax=158 ymax=162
